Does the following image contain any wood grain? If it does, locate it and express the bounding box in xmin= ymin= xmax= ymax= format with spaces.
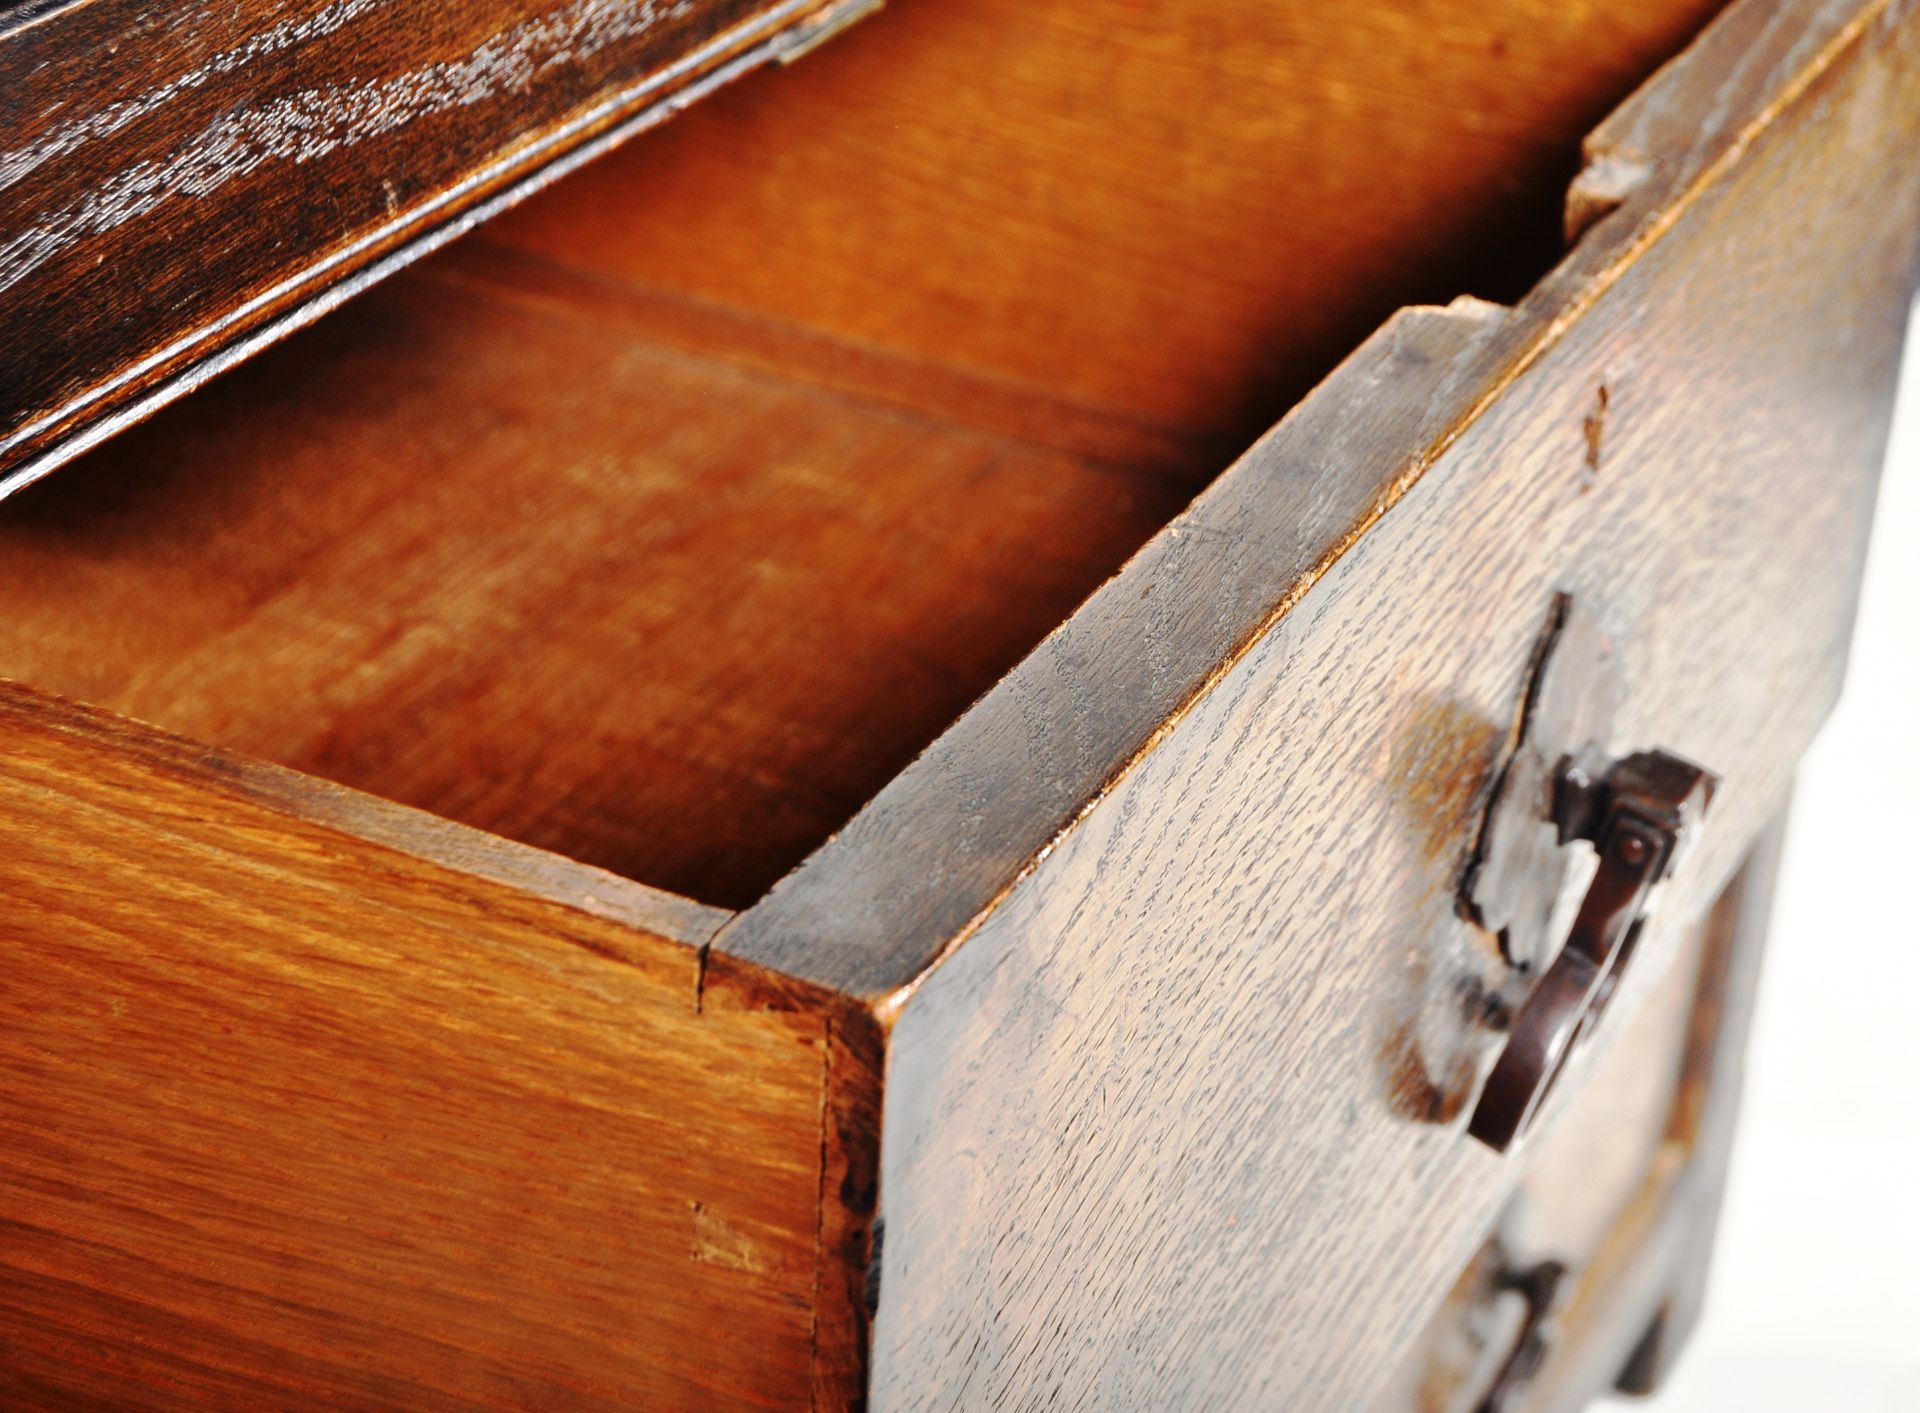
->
xmin=720 ymin=0 xmax=1914 ymax=997
xmin=0 ymin=0 xmax=869 ymax=496
xmin=479 ymin=0 xmax=1731 ymax=471
xmin=858 ymin=1 xmax=1920 ymax=1406
xmin=0 ymin=0 xmax=1905 ymax=1405
xmin=0 ymin=258 xmax=1186 ymax=910
xmin=0 ymin=682 xmax=878 ymax=1409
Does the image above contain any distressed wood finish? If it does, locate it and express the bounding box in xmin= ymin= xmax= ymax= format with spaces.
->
xmin=1546 ymin=807 xmax=1791 ymax=1408
xmin=0 ymin=684 xmax=880 ymax=1409
xmin=856 ymin=2 xmax=1919 ymax=1406
xmin=1371 ymin=907 xmax=1705 ymax=1413
xmin=720 ymin=0 xmax=1915 ymax=995
xmin=0 ymin=0 xmax=866 ymax=497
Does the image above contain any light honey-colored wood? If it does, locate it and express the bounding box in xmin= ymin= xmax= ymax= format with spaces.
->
xmin=0 ymin=262 xmax=1184 ymax=909
xmin=0 ymin=683 xmax=878 ymax=1409
xmin=480 ymin=0 xmax=1732 ymax=469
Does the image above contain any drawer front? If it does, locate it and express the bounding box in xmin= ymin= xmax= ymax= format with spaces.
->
xmin=0 ymin=0 xmax=860 ymax=496
xmin=851 ymin=5 xmax=1920 ymax=1409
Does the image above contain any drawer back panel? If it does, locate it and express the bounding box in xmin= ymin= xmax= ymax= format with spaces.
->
xmin=477 ymin=0 xmax=1730 ymax=467
xmin=0 ymin=276 xmax=1186 ymax=908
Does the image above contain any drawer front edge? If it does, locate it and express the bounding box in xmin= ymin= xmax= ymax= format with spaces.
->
xmin=863 ymin=4 xmax=1920 ymax=1407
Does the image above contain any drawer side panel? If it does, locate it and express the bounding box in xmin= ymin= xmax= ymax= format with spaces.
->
xmin=0 ymin=684 xmax=855 ymax=1410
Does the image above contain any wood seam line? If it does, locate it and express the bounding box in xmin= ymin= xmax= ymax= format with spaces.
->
xmin=807 ymin=1013 xmax=835 ymax=1413
xmin=428 ymin=241 xmax=1215 ymax=482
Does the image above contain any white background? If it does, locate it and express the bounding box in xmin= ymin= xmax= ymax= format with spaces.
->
xmin=1608 ymin=307 xmax=1920 ymax=1410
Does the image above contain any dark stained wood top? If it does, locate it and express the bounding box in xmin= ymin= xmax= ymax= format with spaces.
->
xmin=0 ymin=0 xmax=863 ymax=498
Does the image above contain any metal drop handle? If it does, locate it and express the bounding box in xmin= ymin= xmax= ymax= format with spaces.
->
xmin=1474 ymin=1256 xmax=1570 ymax=1413
xmin=1468 ymin=748 xmax=1716 ymax=1153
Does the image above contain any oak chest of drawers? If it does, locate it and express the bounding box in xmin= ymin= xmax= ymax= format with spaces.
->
xmin=2 ymin=0 xmax=1915 ymax=1407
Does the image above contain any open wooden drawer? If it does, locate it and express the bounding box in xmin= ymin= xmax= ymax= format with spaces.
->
xmin=3 ymin=0 xmax=1916 ymax=1407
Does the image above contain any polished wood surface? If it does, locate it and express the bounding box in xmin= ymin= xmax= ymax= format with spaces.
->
xmin=0 ymin=683 xmax=879 ymax=1409
xmin=0 ymin=0 xmax=865 ymax=496
xmin=0 ymin=258 xmax=1185 ymax=909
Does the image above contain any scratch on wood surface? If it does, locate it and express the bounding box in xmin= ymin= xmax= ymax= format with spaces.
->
xmin=1583 ymin=382 xmax=1611 ymax=486
xmin=0 ymin=0 xmax=698 ymax=293
xmin=691 ymin=1201 xmax=767 ymax=1272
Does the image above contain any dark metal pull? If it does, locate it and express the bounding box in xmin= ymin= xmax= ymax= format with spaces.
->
xmin=1473 ymin=1258 xmax=1570 ymax=1413
xmin=1467 ymin=748 xmax=1715 ymax=1152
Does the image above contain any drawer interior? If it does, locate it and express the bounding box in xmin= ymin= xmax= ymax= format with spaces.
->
xmin=0 ymin=0 xmax=1725 ymax=911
